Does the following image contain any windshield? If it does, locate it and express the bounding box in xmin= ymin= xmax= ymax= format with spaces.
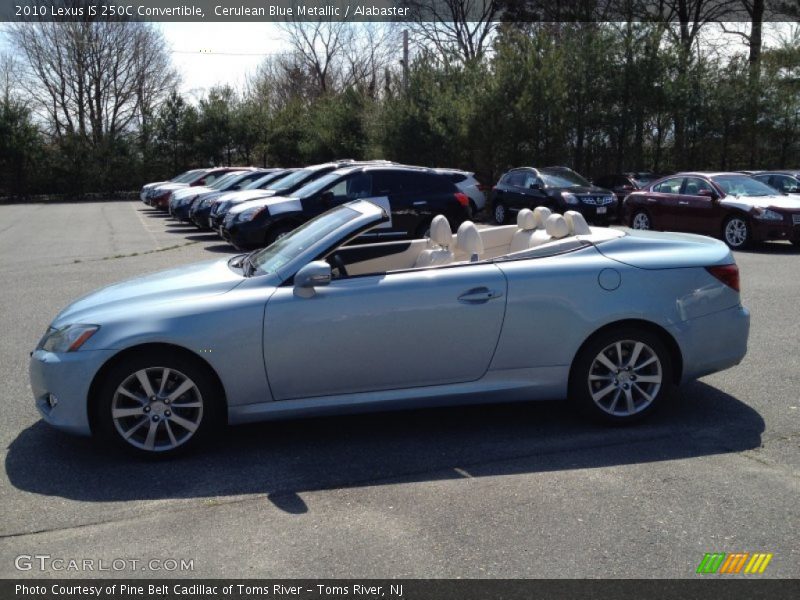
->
xmin=268 ymin=168 xmax=318 ymax=192
xmin=209 ymin=172 xmax=245 ymax=190
xmin=251 ymin=206 xmax=359 ymax=275
xmin=171 ymin=169 xmax=202 ymax=183
xmin=631 ymin=174 xmax=658 ymax=187
xmin=712 ymin=175 xmax=778 ymax=197
xmin=245 ymin=171 xmax=285 ymax=190
xmin=292 ymin=171 xmax=347 ymax=198
xmin=539 ymin=169 xmax=591 ymax=189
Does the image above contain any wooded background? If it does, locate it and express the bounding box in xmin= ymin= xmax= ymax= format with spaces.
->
xmin=2 ymin=0 xmax=799 ymax=196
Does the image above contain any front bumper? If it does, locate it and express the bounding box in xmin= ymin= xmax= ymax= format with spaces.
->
xmin=29 ymin=348 xmax=118 ymax=436
xmin=172 ymin=203 xmax=193 ymax=221
xmin=668 ymin=304 xmax=750 ymax=383
xmin=220 ymin=219 xmax=269 ymax=249
xmin=574 ymin=202 xmax=619 ymax=224
xmin=750 ymin=215 xmax=800 ymax=243
xmin=190 ymin=206 xmax=213 ymax=229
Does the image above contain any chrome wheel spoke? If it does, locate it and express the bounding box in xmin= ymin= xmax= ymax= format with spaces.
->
xmin=627 ymin=342 xmax=644 ymax=368
xmin=122 ymin=417 xmax=148 ymax=440
xmin=592 ymin=383 xmax=617 ymax=402
xmin=158 ymin=368 xmax=171 ymax=395
xmin=118 ymin=387 xmax=146 ymax=405
xmin=144 ymin=420 xmax=159 ymax=450
xmin=135 ymin=369 xmax=156 ymax=398
xmin=169 ymin=413 xmax=199 ymax=433
xmin=608 ymin=388 xmax=622 ymax=412
xmin=164 ymin=419 xmax=178 ymax=446
xmin=112 ymin=406 xmax=145 ymax=419
xmin=624 ymin=388 xmax=635 ymax=414
xmin=589 ymin=373 xmax=614 ymax=381
xmin=167 ymin=379 xmax=194 ymax=402
xmin=633 ymin=383 xmax=654 ymax=403
xmin=171 ymin=401 xmax=202 ymax=408
xmin=634 ymin=374 xmax=661 ymax=384
xmin=595 ymin=353 xmax=618 ymax=373
xmin=633 ymin=355 xmax=657 ymax=370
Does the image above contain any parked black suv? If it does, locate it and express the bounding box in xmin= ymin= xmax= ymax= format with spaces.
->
xmin=593 ymin=172 xmax=663 ymax=203
xmin=221 ymin=165 xmax=470 ymax=250
xmin=491 ymin=166 xmax=617 ymax=224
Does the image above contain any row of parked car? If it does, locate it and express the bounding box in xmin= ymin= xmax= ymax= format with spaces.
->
xmin=141 ymin=160 xmax=491 ymax=249
xmin=141 ymin=161 xmax=800 ymax=251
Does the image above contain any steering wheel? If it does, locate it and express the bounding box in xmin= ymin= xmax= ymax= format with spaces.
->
xmin=330 ymin=253 xmax=348 ymax=278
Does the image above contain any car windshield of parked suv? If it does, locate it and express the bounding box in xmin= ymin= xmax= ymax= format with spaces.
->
xmin=245 ymin=171 xmax=287 ymax=190
xmin=292 ymin=171 xmax=351 ymax=198
xmin=712 ymin=175 xmax=778 ymax=197
xmin=268 ymin=168 xmax=318 ymax=192
xmin=631 ymin=174 xmax=658 ymax=187
xmin=172 ymin=170 xmax=203 ymax=183
xmin=208 ymin=172 xmax=245 ymax=190
xmin=250 ymin=205 xmax=358 ymax=275
xmin=538 ymin=169 xmax=591 ymax=189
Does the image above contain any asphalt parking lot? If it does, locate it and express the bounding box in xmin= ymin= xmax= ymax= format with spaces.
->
xmin=0 ymin=201 xmax=798 ymax=578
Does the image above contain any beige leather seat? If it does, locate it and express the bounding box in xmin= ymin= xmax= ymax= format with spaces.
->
xmin=415 ymin=215 xmax=454 ymax=267
xmin=564 ymin=210 xmax=592 ymax=235
xmin=509 ymin=206 xmax=552 ymax=252
xmin=456 ymin=221 xmax=484 ymax=262
xmin=544 ymin=214 xmax=570 ymax=241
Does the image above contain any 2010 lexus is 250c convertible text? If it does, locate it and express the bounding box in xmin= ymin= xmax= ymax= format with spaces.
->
xmin=30 ymin=201 xmax=750 ymax=455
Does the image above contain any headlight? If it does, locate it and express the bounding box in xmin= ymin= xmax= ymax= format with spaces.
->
xmin=561 ymin=192 xmax=580 ymax=205
xmin=754 ymin=208 xmax=784 ymax=221
xmin=604 ymin=195 xmax=614 ymax=204
xmin=237 ymin=207 xmax=267 ymax=222
xmin=38 ymin=324 xmax=99 ymax=353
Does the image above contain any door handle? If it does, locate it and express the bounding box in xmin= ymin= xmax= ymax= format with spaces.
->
xmin=458 ymin=287 xmax=503 ymax=304
xmin=678 ymin=201 xmax=689 ymax=205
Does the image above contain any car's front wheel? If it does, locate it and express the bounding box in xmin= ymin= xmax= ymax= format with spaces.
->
xmin=631 ymin=210 xmax=652 ymax=230
xmin=569 ymin=327 xmax=673 ymax=424
xmin=95 ymin=350 xmax=222 ymax=456
xmin=493 ymin=202 xmax=507 ymax=225
xmin=723 ymin=215 xmax=751 ymax=249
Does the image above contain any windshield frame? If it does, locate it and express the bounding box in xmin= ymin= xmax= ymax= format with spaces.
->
xmin=538 ymin=168 xmax=592 ymax=189
xmin=711 ymin=175 xmax=781 ymax=197
xmin=267 ymin=168 xmax=320 ymax=193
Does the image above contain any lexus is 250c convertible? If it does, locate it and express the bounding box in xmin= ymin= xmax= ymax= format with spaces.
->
xmin=30 ymin=201 xmax=750 ymax=455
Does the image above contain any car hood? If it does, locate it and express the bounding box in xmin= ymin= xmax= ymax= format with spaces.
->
xmin=173 ymin=186 xmax=211 ymax=200
xmin=551 ymin=185 xmax=612 ymax=195
xmin=153 ymin=182 xmax=189 ymax=193
xmin=221 ymin=189 xmax=279 ymax=204
xmin=720 ymin=194 xmax=800 ymax=211
xmin=229 ymin=195 xmax=301 ymax=215
xmin=595 ymin=229 xmax=733 ymax=270
xmin=52 ymin=259 xmax=244 ymax=327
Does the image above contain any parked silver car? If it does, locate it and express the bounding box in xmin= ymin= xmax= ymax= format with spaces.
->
xmin=30 ymin=202 xmax=749 ymax=455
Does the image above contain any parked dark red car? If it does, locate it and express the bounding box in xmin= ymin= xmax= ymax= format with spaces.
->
xmin=624 ymin=172 xmax=800 ymax=249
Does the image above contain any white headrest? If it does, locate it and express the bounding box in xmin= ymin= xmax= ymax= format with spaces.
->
xmin=456 ymin=221 xmax=484 ymax=257
xmin=533 ymin=206 xmax=552 ymax=229
xmin=429 ymin=214 xmax=452 ymax=248
xmin=517 ymin=209 xmax=536 ymax=231
xmin=564 ymin=211 xmax=592 ymax=235
xmin=545 ymin=214 xmax=570 ymax=239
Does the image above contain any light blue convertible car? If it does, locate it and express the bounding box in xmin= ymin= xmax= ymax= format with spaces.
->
xmin=30 ymin=201 xmax=750 ymax=455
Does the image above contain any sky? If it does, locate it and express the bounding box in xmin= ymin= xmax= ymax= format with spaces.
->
xmin=157 ymin=23 xmax=291 ymax=99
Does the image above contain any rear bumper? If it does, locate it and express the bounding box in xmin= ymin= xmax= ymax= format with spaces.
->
xmin=668 ymin=304 xmax=750 ymax=383
xmin=29 ymin=348 xmax=118 ymax=436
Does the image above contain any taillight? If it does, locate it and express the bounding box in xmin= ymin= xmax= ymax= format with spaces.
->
xmin=706 ymin=264 xmax=740 ymax=292
xmin=454 ymin=192 xmax=469 ymax=207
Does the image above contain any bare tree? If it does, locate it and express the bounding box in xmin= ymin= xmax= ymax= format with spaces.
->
xmin=9 ymin=20 xmax=175 ymax=146
xmin=280 ymin=20 xmax=352 ymax=95
xmin=405 ymin=0 xmax=499 ymax=63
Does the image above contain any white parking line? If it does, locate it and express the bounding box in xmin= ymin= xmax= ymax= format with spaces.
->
xmin=130 ymin=202 xmax=163 ymax=248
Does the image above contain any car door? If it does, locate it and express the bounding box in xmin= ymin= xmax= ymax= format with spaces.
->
xmin=675 ymin=177 xmax=724 ymax=234
xmin=646 ymin=176 xmax=685 ymax=230
xmin=263 ymin=263 xmax=508 ymax=400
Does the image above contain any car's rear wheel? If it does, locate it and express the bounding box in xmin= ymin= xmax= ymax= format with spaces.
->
xmin=569 ymin=327 xmax=673 ymax=424
xmin=493 ymin=202 xmax=507 ymax=225
xmin=723 ymin=216 xmax=751 ymax=249
xmin=95 ymin=350 xmax=221 ymax=456
xmin=631 ymin=210 xmax=652 ymax=230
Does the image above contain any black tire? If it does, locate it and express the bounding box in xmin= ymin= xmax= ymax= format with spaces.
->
xmin=569 ymin=327 xmax=674 ymax=425
xmin=493 ymin=201 xmax=508 ymax=225
xmin=264 ymin=223 xmax=296 ymax=247
xmin=722 ymin=215 xmax=751 ymax=250
xmin=630 ymin=210 xmax=652 ymax=230
xmin=94 ymin=349 xmax=223 ymax=457
xmin=468 ymin=200 xmax=478 ymax=220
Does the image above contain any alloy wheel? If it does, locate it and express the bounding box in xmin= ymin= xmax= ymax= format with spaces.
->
xmin=494 ymin=203 xmax=506 ymax=224
xmin=724 ymin=218 xmax=748 ymax=248
xmin=632 ymin=212 xmax=651 ymax=230
xmin=587 ymin=340 xmax=662 ymax=417
xmin=111 ymin=367 xmax=204 ymax=452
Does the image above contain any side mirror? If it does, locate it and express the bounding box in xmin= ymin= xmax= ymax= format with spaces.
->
xmin=320 ymin=191 xmax=334 ymax=205
xmin=529 ymin=182 xmax=541 ymax=191
xmin=697 ymin=189 xmax=718 ymax=200
xmin=293 ymin=261 xmax=331 ymax=298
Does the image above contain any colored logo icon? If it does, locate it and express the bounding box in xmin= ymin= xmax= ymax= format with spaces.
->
xmin=697 ymin=552 xmax=773 ymax=574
